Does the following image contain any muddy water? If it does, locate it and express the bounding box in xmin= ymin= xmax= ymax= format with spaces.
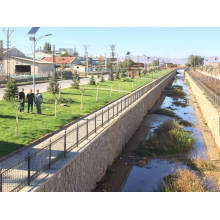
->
xmin=94 ymin=71 xmax=215 ymax=192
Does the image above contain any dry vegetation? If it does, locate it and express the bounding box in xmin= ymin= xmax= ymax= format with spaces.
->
xmin=161 ymin=169 xmax=209 ymax=192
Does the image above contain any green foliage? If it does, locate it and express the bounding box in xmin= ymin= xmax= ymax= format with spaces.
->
xmin=152 ymin=59 xmax=159 ymax=66
xmin=109 ymin=72 xmax=114 ymax=81
xmin=3 ymin=80 xmax=18 ymax=101
xmin=60 ymin=52 xmax=70 ymax=57
xmin=115 ymin=72 xmax=120 ymax=79
xmin=118 ymin=59 xmax=135 ymax=69
xmin=71 ymin=78 xmax=79 ymax=89
xmin=73 ymin=48 xmax=78 ymax=57
xmin=186 ymin=55 xmax=204 ymax=67
xmin=43 ymin=42 xmax=52 ymax=54
xmin=47 ymin=73 xmax=59 ymax=95
xmin=136 ymin=120 xmax=194 ymax=156
xmin=89 ymin=75 xmax=96 ymax=85
xmin=101 ymin=74 xmax=105 ymax=82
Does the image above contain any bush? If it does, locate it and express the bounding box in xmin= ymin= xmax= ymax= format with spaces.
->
xmin=3 ymin=79 xmax=18 ymax=101
xmin=136 ymin=120 xmax=194 ymax=156
xmin=161 ymin=169 xmax=209 ymax=192
xmin=101 ymin=74 xmax=105 ymax=82
xmin=115 ymin=72 xmax=120 ymax=79
xmin=89 ymin=75 xmax=96 ymax=85
xmin=47 ymin=74 xmax=59 ymax=95
xmin=71 ymin=78 xmax=79 ymax=89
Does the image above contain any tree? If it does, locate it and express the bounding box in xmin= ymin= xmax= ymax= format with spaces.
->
xmin=3 ymin=80 xmax=19 ymax=136
xmin=115 ymin=71 xmax=120 ymax=79
xmin=89 ymin=75 xmax=96 ymax=85
xmin=43 ymin=42 xmax=52 ymax=54
xmin=73 ymin=48 xmax=79 ymax=57
xmin=3 ymin=80 xmax=18 ymax=101
xmin=71 ymin=71 xmax=80 ymax=89
xmin=152 ymin=60 xmax=159 ymax=67
xmin=60 ymin=52 xmax=70 ymax=57
xmin=47 ymin=73 xmax=60 ymax=118
xmin=186 ymin=55 xmax=204 ymax=67
xmin=118 ymin=59 xmax=134 ymax=69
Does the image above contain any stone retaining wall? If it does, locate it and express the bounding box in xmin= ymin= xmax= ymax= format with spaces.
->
xmin=185 ymin=71 xmax=220 ymax=148
xmin=34 ymin=72 xmax=176 ymax=192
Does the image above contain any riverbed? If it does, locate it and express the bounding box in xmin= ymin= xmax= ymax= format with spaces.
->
xmin=94 ymin=70 xmax=218 ymax=192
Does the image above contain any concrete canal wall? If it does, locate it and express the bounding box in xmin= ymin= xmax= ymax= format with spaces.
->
xmin=185 ymin=71 xmax=220 ymax=148
xmin=33 ymin=71 xmax=176 ymax=192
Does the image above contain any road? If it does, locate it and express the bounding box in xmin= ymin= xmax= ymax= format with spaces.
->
xmin=0 ymin=75 xmax=108 ymax=100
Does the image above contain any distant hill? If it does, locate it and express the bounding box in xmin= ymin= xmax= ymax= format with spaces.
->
xmin=121 ymin=55 xmax=220 ymax=65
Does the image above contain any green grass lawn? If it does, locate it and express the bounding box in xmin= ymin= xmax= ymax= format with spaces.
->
xmin=0 ymin=69 xmax=170 ymax=158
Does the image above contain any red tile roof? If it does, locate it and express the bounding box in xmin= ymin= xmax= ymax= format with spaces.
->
xmin=42 ymin=57 xmax=76 ymax=64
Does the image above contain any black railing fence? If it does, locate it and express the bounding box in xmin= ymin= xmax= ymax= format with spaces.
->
xmin=187 ymin=70 xmax=220 ymax=109
xmin=0 ymin=70 xmax=176 ymax=192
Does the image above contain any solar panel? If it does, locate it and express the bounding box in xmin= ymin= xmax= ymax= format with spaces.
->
xmin=28 ymin=27 xmax=40 ymax=35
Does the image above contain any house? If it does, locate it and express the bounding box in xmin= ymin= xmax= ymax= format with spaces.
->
xmin=0 ymin=47 xmax=54 ymax=77
xmin=26 ymin=51 xmax=53 ymax=60
xmin=42 ymin=56 xmax=81 ymax=67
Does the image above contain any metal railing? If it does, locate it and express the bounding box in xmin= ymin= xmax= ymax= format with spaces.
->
xmin=187 ymin=71 xmax=220 ymax=109
xmin=0 ymin=70 xmax=176 ymax=192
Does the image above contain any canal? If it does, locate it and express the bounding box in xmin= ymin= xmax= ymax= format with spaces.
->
xmin=94 ymin=70 xmax=218 ymax=192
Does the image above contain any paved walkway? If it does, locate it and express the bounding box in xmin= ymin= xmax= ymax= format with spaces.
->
xmin=0 ymin=75 xmax=108 ymax=100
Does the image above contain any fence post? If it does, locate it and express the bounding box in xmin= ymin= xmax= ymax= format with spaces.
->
xmin=27 ymin=152 xmax=31 ymax=186
xmin=108 ymin=107 xmax=109 ymax=122
xmin=48 ymin=139 xmax=51 ymax=169
xmin=76 ymin=124 xmax=79 ymax=147
xmin=64 ymin=130 xmax=67 ymax=157
xmin=113 ymin=104 xmax=115 ymax=118
xmin=117 ymin=102 xmax=119 ymax=115
xmin=87 ymin=119 xmax=89 ymax=139
xmin=0 ymin=169 xmax=2 ymax=192
xmin=121 ymin=99 xmax=123 ymax=112
xmin=95 ymin=114 xmax=97 ymax=133
xmin=102 ymin=110 xmax=104 ymax=127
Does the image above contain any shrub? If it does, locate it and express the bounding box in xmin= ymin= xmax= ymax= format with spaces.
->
xmin=71 ymin=78 xmax=79 ymax=89
xmin=161 ymin=169 xmax=209 ymax=192
xmin=136 ymin=120 xmax=194 ymax=156
xmin=47 ymin=74 xmax=59 ymax=95
xmin=115 ymin=72 xmax=120 ymax=79
xmin=89 ymin=75 xmax=96 ymax=85
xmin=101 ymin=74 xmax=105 ymax=82
xmin=3 ymin=79 xmax=18 ymax=101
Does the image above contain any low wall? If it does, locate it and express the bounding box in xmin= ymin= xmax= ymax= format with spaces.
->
xmin=185 ymin=72 xmax=220 ymax=148
xmin=34 ymin=72 xmax=176 ymax=192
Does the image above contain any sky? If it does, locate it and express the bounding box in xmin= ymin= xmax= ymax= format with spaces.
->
xmin=1 ymin=27 xmax=220 ymax=58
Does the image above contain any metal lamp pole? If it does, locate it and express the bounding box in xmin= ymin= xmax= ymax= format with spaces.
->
xmin=30 ymin=34 xmax=52 ymax=94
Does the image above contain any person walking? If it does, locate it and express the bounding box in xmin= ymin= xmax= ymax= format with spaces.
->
xmin=27 ymin=89 xmax=35 ymax=113
xmin=36 ymin=89 xmax=43 ymax=114
xmin=18 ymin=88 xmax=25 ymax=113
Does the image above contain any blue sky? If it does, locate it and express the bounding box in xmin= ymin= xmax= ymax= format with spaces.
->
xmin=1 ymin=27 xmax=220 ymax=58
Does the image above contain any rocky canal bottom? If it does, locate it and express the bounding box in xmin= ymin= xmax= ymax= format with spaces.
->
xmin=94 ymin=70 xmax=220 ymax=192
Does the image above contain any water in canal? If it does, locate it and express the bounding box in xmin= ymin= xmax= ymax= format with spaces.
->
xmin=95 ymin=70 xmax=218 ymax=192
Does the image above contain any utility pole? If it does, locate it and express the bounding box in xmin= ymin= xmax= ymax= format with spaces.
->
xmin=53 ymin=45 xmax=56 ymax=77
xmin=83 ymin=45 xmax=89 ymax=73
xmin=104 ymin=53 xmax=107 ymax=72
xmin=3 ymin=28 xmax=14 ymax=80
xmin=109 ymin=44 xmax=115 ymax=80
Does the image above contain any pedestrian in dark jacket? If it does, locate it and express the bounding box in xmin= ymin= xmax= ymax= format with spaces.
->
xmin=18 ymin=88 xmax=25 ymax=113
xmin=27 ymin=89 xmax=35 ymax=113
xmin=36 ymin=89 xmax=43 ymax=114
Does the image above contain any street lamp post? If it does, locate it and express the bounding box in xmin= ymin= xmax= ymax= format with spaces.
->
xmin=29 ymin=33 xmax=52 ymax=94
